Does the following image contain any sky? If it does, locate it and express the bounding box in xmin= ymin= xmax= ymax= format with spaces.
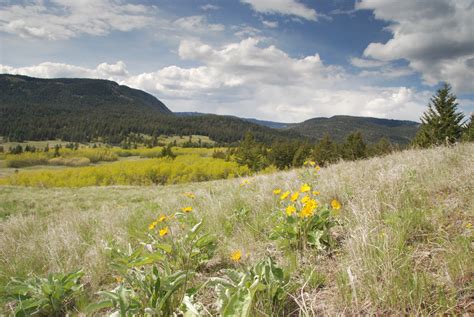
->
xmin=0 ymin=0 xmax=473 ymax=123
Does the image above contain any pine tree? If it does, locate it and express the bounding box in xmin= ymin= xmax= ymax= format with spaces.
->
xmin=462 ymin=113 xmax=474 ymax=142
xmin=413 ymin=83 xmax=465 ymax=147
xmin=343 ymin=132 xmax=367 ymax=160
xmin=234 ymin=132 xmax=268 ymax=171
xmin=312 ymin=134 xmax=339 ymax=166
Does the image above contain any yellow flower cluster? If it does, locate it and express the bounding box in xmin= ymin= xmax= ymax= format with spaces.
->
xmin=276 ymin=183 xmax=320 ymax=218
xmin=275 ymin=184 xmax=341 ymax=219
xmin=148 ymin=203 xmax=196 ymax=237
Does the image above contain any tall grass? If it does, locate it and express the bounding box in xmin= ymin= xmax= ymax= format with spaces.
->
xmin=0 ymin=143 xmax=472 ymax=314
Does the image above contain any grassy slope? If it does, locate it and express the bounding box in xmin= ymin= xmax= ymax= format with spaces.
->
xmin=0 ymin=144 xmax=473 ymax=314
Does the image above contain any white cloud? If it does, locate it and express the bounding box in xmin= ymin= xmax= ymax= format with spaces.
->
xmin=356 ymin=0 xmax=474 ymax=93
xmin=261 ymin=20 xmax=279 ymax=28
xmin=241 ymin=0 xmax=318 ymax=21
xmin=0 ymin=61 xmax=128 ymax=80
xmin=350 ymin=57 xmax=387 ymax=68
xmin=0 ymin=39 xmax=433 ymax=122
xmin=0 ymin=0 xmax=156 ymax=40
xmin=173 ymin=15 xmax=225 ymax=33
xmin=200 ymin=4 xmax=219 ymax=11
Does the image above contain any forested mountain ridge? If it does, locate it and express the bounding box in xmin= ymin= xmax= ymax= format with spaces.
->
xmin=1 ymin=74 xmax=418 ymax=145
xmin=0 ymin=74 xmax=304 ymax=144
xmin=286 ymin=115 xmax=419 ymax=144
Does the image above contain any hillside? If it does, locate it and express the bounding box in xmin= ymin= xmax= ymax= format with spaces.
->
xmin=1 ymin=143 xmax=472 ymax=315
xmin=286 ymin=115 xmax=419 ymax=144
xmin=0 ymin=75 xmax=303 ymax=144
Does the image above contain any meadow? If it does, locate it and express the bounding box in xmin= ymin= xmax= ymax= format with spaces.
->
xmin=0 ymin=143 xmax=472 ymax=315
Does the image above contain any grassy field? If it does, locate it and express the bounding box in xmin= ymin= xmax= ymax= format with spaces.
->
xmin=0 ymin=143 xmax=473 ymax=315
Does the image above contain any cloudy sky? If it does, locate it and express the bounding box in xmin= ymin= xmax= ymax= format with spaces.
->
xmin=1 ymin=0 xmax=473 ymax=122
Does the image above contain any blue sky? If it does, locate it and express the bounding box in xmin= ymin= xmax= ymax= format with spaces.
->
xmin=1 ymin=0 xmax=473 ymax=122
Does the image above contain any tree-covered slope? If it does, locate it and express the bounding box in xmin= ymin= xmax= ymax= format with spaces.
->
xmin=286 ymin=115 xmax=419 ymax=144
xmin=0 ymin=75 xmax=304 ymax=144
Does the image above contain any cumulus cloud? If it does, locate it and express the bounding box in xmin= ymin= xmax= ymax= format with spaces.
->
xmin=0 ymin=61 xmax=128 ymax=80
xmin=0 ymin=39 xmax=434 ymax=122
xmin=241 ymin=0 xmax=318 ymax=21
xmin=0 ymin=0 xmax=156 ymax=40
xmin=356 ymin=0 xmax=474 ymax=93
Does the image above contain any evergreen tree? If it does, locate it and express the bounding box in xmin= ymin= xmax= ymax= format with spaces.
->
xmin=234 ymin=132 xmax=268 ymax=171
xmin=462 ymin=113 xmax=474 ymax=142
xmin=343 ymin=131 xmax=367 ymax=160
xmin=161 ymin=143 xmax=176 ymax=159
xmin=312 ymin=134 xmax=339 ymax=166
xmin=413 ymin=83 xmax=465 ymax=147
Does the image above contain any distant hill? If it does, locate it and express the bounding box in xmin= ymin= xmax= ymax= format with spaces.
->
xmin=0 ymin=74 xmax=303 ymax=144
xmin=285 ymin=115 xmax=419 ymax=144
xmin=176 ymin=112 xmax=289 ymax=129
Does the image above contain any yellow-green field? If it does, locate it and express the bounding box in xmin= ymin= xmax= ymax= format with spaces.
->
xmin=0 ymin=143 xmax=472 ymax=315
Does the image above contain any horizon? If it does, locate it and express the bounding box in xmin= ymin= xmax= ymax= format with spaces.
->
xmin=1 ymin=0 xmax=473 ymax=123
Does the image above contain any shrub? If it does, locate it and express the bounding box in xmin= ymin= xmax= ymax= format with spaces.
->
xmin=48 ymin=157 xmax=91 ymax=167
xmin=3 ymin=270 xmax=84 ymax=316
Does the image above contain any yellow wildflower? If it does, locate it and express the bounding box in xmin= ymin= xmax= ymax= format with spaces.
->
xmin=299 ymin=199 xmax=318 ymax=218
xmin=301 ymin=195 xmax=310 ymax=204
xmin=300 ymin=183 xmax=311 ymax=193
xmin=286 ymin=205 xmax=297 ymax=216
xmin=312 ymin=190 xmax=320 ymax=196
xmin=466 ymin=223 xmax=472 ymax=229
xmin=280 ymin=191 xmax=290 ymax=200
xmin=304 ymin=160 xmax=316 ymax=166
xmin=115 ymin=276 xmax=123 ymax=283
xmin=157 ymin=214 xmax=167 ymax=223
xmin=331 ymin=199 xmax=341 ymax=210
xmin=240 ymin=179 xmax=250 ymax=187
xmin=315 ymin=165 xmax=321 ymax=171
xmin=290 ymin=192 xmax=300 ymax=202
xmin=273 ymin=188 xmax=282 ymax=195
xmin=148 ymin=221 xmax=158 ymax=230
xmin=159 ymin=226 xmax=169 ymax=237
xmin=230 ymin=250 xmax=242 ymax=262
xmin=183 ymin=192 xmax=195 ymax=199
xmin=181 ymin=206 xmax=193 ymax=213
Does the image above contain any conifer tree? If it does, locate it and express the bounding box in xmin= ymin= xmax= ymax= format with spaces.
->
xmin=413 ymin=83 xmax=465 ymax=147
xmin=343 ymin=131 xmax=367 ymax=160
xmin=312 ymin=134 xmax=339 ymax=166
xmin=462 ymin=113 xmax=474 ymax=142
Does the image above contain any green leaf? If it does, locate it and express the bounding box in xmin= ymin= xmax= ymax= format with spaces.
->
xmin=85 ymin=300 xmax=114 ymax=313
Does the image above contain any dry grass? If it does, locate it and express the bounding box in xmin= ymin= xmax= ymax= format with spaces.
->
xmin=0 ymin=143 xmax=473 ymax=314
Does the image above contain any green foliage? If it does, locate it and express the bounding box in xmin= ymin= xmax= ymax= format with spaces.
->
xmin=234 ymin=133 xmax=269 ymax=172
xmin=414 ymin=83 xmax=465 ymax=147
xmin=3 ymin=270 xmax=84 ymax=316
xmin=268 ymin=141 xmax=310 ymax=169
xmin=87 ymin=267 xmax=191 ymax=316
xmin=343 ymin=131 xmax=367 ymax=160
xmin=462 ymin=113 xmax=474 ymax=142
xmin=209 ymin=257 xmax=290 ymax=316
xmin=312 ymin=133 xmax=340 ymax=166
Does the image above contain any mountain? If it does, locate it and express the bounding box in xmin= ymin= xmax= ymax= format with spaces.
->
xmin=176 ymin=112 xmax=290 ymax=129
xmin=0 ymin=74 xmax=304 ymax=144
xmin=285 ymin=115 xmax=419 ymax=144
xmin=0 ymin=74 xmax=172 ymax=114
